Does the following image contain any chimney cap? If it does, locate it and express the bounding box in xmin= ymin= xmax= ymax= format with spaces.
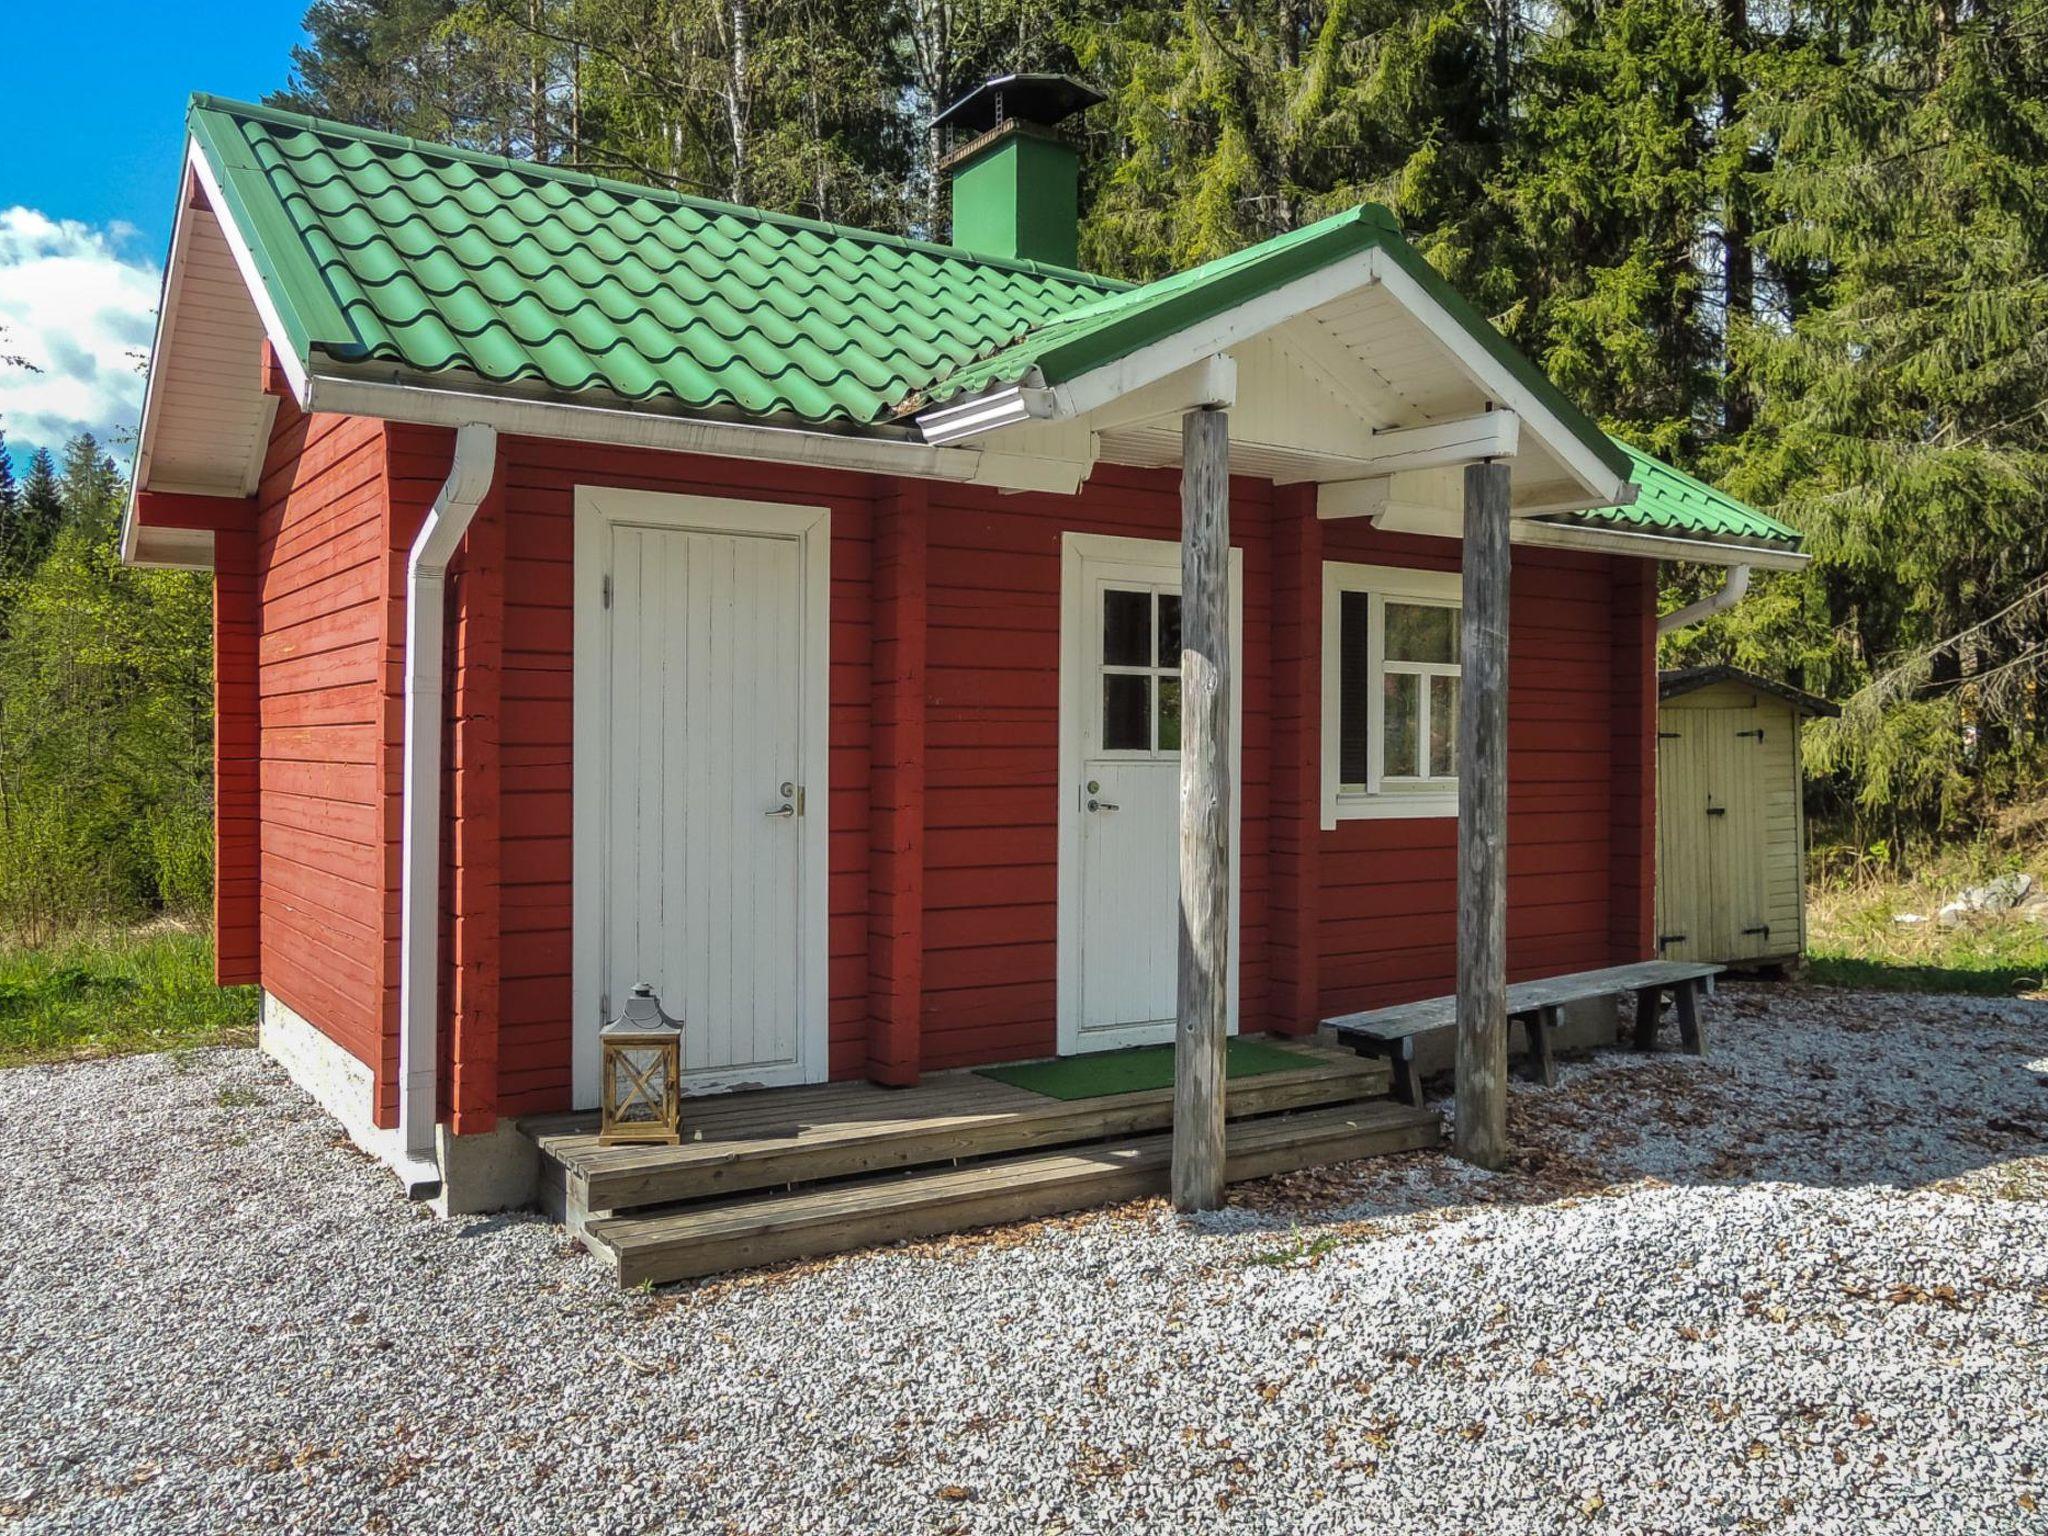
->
xmin=932 ymin=73 xmax=1105 ymax=136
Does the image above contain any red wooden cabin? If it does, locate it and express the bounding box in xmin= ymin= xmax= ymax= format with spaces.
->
xmin=126 ymin=85 xmax=1804 ymax=1212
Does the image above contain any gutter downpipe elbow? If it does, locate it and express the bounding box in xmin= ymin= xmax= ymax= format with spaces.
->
xmin=397 ymin=423 xmax=499 ymax=1199
xmin=1656 ymin=562 xmax=1751 ymax=636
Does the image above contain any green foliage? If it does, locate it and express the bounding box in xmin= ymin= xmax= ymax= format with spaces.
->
xmin=0 ymin=925 xmax=256 ymax=1066
xmin=0 ymin=431 xmax=215 ymax=940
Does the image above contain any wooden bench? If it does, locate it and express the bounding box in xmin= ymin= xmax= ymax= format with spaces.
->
xmin=1321 ymin=960 xmax=1724 ymax=1107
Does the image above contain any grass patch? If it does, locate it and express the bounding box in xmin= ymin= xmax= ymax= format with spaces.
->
xmin=1806 ymin=871 xmax=2048 ymax=998
xmin=0 ymin=922 xmax=257 ymax=1067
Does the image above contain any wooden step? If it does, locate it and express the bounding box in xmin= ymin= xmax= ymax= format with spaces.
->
xmin=534 ymin=1051 xmax=1390 ymax=1222
xmin=583 ymin=1100 xmax=1442 ymax=1287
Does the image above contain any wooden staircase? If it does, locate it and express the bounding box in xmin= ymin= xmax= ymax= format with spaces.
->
xmin=523 ymin=1046 xmax=1441 ymax=1287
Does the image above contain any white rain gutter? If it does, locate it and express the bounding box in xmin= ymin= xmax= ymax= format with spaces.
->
xmin=396 ymin=422 xmax=499 ymax=1197
xmin=1657 ymin=562 xmax=1752 ymax=635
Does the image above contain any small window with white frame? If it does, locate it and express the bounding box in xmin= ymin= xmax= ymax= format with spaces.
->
xmin=1322 ymin=563 xmax=1464 ymax=823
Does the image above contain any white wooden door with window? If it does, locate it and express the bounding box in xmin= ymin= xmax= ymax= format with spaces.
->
xmin=1058 ymin=534 xmax=1242 ymax=1054
xmin=572 ymin=490 xmax=829 ymax=1104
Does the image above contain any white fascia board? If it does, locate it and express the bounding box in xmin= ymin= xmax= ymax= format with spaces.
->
xmin=1064 ymin=354 xmax=1238 ymax=437
xmin=1048 ymin=260 xmax=1373 ymax=422
xmin=305 ymin=372 xmax=1016 ymax=486
xmin=1291 ymin=412 xmax=1519 ymax=490
xmin=1513 ymin=517 xmax=1810 ymax=570
xmin=122 ymin=157 xmax=204 ymax=566
xmin=970 ymin=451 xmax=1090 ymax=495
xmin=916 ymin=257 xmax=1375 ymax=448
xmin=186 ymin=139 xmax=311 ymax=406
xmin=1363 ymin=410 xmax=1518 ymax=473
xmin=1367 ymin=248 xmax=1631 ymax=510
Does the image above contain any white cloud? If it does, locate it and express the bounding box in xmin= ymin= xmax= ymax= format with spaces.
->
xmin=0 ymin=208 xmax=162 ymax=465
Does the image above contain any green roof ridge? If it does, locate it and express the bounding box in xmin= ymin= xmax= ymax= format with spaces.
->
xmin=189 ymin=94 xmax=1129 ymax=294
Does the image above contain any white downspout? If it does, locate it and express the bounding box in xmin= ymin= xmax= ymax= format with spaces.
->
xmin=397 ymin=422 xmax=499 ymax=1197
xmin=1657 ymin=563 xmax=1751 ymax=635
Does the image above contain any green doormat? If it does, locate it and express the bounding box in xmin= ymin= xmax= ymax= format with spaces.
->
xmin=975 ymin=1037 xmax=1315 ymax=1101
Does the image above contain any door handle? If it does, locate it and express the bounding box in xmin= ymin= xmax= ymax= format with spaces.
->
xmin=1087 ymin=799 xmax=1119 ymax=813
xmin=764 ymin=803 xmax=796 ymax=819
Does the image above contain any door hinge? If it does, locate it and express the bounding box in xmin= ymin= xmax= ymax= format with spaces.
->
xmin=1657 ymin=933 xmax=1688 ymax=949
xmin=602 ymin=573 xmax=613 ymax=609
xmin=1737 ymin=728 xmax=1764 ymax=741
xmin=1657 ymin=730 xmax=1682 ymax=740
xmin=1742 ymin=925 xmax=1772 ymax=939
xmin=1706 ymin=805 xmax=1727 ymax=817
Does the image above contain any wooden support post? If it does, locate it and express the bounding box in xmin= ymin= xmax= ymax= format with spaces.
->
xmin=1173 ymin=406 xmax=1232 ymax=1212
xmin=1454 ymin=459 xmax=1511 ymax=1170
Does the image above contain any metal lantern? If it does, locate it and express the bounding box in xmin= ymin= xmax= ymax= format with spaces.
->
xmin=599 ymin=983 xmax=684 ymax=1146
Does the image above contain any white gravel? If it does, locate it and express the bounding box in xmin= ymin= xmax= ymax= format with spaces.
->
xmin=5 ymin=983 xmax=2048 ymax=1534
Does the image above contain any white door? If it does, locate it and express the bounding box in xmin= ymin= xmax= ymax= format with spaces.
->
xmin=573 ymin=491 xmax=829 ymax=1103
xmin=1058 ymin=534 xmax=1242 ymax=1053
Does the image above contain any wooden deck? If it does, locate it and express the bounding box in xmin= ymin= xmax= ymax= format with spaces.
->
xmin=522 ymin=1044 xmax=1441 ymax=1285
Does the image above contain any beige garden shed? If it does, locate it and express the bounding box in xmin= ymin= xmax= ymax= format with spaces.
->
xmin=1656 ymin=667 xmax=1838 ymax=970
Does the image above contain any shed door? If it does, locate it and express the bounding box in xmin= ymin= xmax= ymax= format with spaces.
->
xmin=1658 ymin=708 xmax=1772 ymax=963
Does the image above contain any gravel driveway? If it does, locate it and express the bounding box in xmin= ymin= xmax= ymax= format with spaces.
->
xmin=4 ymin=983 xmax=2048 ymax=1534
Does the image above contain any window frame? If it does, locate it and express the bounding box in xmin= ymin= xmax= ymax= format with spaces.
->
xmin=1321 ymin=562 xmax=1465 ymax=826
xmin=1090 ymin=580 xmax=1182 ymax=760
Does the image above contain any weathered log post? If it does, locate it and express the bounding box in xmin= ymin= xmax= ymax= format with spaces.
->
xmin=1173 ymin=406 xmax=1232 ymax=1211
xmin=1454 ymin=458 xmax=1511 ymax=1169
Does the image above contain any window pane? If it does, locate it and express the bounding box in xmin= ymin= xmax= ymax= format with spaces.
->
xmin=1103 ymin=673 xmax=1150 ymax=750
xmin=1385 ymin=602 xmax=1458 ymax=664
xmin=1429 ymin=674 xmax=1459 ymax=778
xmin=1158 ymin=677 xmax=1181 ymax=752
xmin=1157 ymin=593 xmax=1181 ymax=669
xmin=1339 ymin=592 xmax=1371 ymax=784
xmin=1382 ymin=671 xmax=1420 ymax=778
xmin=1103 ymin=589 xmax=1150 ymax=666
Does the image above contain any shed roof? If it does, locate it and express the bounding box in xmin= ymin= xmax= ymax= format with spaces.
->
xmin=1660 ymin=666 xmax=1840 ymax=716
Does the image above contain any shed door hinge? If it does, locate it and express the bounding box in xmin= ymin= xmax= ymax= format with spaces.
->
xmin=1737 ymin=728 xmax=1764 ymax=741
xmin=1706 ymin=805 xmax=1727 ymax=817
xmin=1658 ymin=933 xmax=1688 ymax=949
xmin=1658 ymin=731 xmax=1682 ymax=740
xmin=602 ymin=573 xmax=613 ymax=609
xmin=1742 ymin=925 xmax=1772 ymax=939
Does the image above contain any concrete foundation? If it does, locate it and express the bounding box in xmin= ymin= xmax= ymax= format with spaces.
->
xmin=259 ymin=991 xmax=537 ymax=1216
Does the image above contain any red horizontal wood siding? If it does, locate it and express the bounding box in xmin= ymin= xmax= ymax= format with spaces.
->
xmin=1315 ymin=518 xmax=1629 ymax=1018
xmin=487 ymin=435 xmax=878 ymax=1117
xmin=240 ymin=409 xmax=1658 ymax=1126
xmin=920 ymin=466 xmax=1276 ymax=1071
xmin=251 ymin=403 xmax=394 ymax=1118
xmin=214 ymin=522 xmax=261 ymax=985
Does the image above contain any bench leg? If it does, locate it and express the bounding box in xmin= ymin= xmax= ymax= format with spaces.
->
xmin=1526 ymin=1004 xmax=1559 ymax=1088
xmin=1632 ymin=986 xmax=1665 ymax=1051
xmin=1676 ymin=979 xmax=1707 ymax=1058
xmin=1389 ymin=1043 xmax=1422 ymax=1109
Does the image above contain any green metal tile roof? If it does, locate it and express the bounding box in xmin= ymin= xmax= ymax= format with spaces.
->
xmin=187 ymin=96 xmax=1124 ymax=427
xmin=1583 ymin=441 xmax=1801 ymax=547
xmin=184 ymin=96 xmax=1786 ymax=550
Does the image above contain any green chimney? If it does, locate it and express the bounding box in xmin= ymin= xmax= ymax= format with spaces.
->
xmin=935 ymin=75 xmax=1104 ymax=270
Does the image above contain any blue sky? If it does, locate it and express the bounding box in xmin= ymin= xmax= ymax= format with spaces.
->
xmin=0 ymin=2 xmax=307 ymax=471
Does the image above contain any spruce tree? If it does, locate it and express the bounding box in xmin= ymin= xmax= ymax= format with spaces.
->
xmin=12 ymin=448 xmax=62 ymax=581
